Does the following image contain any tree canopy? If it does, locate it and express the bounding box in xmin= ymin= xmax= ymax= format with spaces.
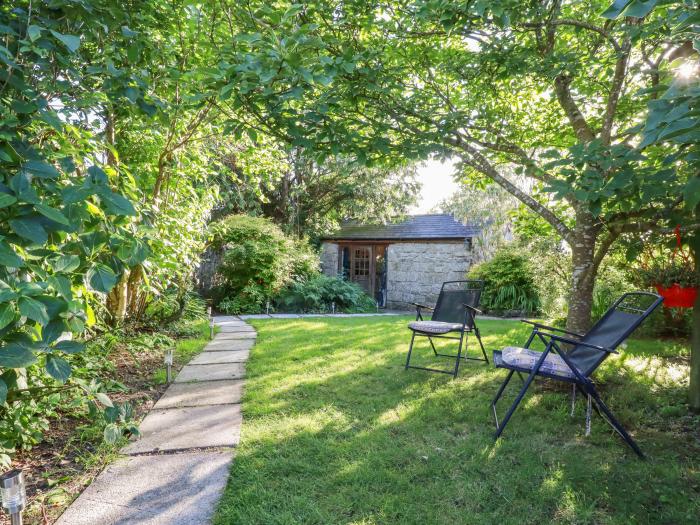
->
xmin=215 ymin=0 xmax=694 ymax=332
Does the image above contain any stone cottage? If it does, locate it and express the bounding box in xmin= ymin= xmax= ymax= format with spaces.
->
xmin=319 ymin=214 xmax=481 ymax=310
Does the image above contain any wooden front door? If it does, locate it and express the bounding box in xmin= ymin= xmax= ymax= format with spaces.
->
xmin=350 ymin=246 xmax=372 ymax=294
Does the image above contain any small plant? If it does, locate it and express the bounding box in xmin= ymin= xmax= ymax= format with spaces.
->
xmin=636 ymin=256 xmax=698 ymax=288
xmin=634 ymin=229 xmax=698 ymax=309
xmin=468 ymin=248 xmax=541 ymax=315
xmin=274 ymin=275 xmax=376 ymax=313
xmin=209 ymin=215 xmax=320 ymax=313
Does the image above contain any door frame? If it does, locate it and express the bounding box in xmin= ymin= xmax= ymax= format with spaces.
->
xmin=337 ymin=242 xmax=390 ymax=300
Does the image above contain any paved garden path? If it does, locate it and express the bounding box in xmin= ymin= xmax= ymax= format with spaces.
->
xmin=56 ymin=316 xmax=252 ymax=525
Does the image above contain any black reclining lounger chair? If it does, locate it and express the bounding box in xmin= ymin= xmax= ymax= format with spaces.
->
xmin=405 ymin=280 xmax=488 ymax=379
xmin=490 ymin=291 xmax=663 ymax=457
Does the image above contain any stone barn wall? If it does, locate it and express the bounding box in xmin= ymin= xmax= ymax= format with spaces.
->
xmin=319 ymin=242 xmax=339 ymax=277
xmin=386 ymin=241 xmax=473 ymax=309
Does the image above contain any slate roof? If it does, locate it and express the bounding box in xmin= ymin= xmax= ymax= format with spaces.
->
xmin=322 ymin=214 xmax=480 ymax=241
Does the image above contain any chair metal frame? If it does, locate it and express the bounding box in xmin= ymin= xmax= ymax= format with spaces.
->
xmin=490 ymin=291 xmax=663 ymax=458
xmin=405 ymin=280 xmax=488 ymax=379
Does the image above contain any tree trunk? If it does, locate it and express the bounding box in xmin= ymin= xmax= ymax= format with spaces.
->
xmin=567 ymin=217 xmax=599 ymax=334
xmin=106 ymin=271 xmax=129 ymax=325
xmin=690 ymin=199 xmax=700 ymax=413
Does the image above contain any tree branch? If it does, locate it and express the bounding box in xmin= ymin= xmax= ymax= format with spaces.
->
xmin=522 ymin=19 xmax=623 ymax=53
xmin=446 ymin=136 xmax=573 ymax=242
xmin=554 ymin=74 xmax=596 ymax=142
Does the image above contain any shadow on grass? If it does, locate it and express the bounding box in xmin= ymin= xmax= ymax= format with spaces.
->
xmin=214 ymin=317 xmax=699 ymax=525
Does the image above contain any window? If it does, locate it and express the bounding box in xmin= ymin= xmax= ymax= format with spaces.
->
xmin=353 ymin=247 xmax=370 ymax=276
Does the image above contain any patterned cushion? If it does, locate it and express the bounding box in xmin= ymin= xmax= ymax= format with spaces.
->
xmin=408 ymin=321 xmax=463 ymax=334
xmin=501 ymin=346 xmax=580 ymax=378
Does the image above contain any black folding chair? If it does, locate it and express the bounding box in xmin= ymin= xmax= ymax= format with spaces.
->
xmin=490 ymin=291 xmax=663 ymax=458
xmin=404 ymin=280 xmax=488 ymax=378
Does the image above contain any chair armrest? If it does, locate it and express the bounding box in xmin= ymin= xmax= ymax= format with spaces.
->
xmin=410 ymin=302 xmax=434 ymax=311
xmin=521 ymin=320 xmax=585 ymax=338
xmin=463 ymin=304 xmax=482 ymax=315
xmin=544 ymin=333 xmax=617 ymax=354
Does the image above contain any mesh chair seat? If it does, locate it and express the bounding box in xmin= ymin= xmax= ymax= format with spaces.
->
xmin=497 ymin=346 xmax=580 ymax=379
xmin=408 ymin=320 xmax=464 ymax=334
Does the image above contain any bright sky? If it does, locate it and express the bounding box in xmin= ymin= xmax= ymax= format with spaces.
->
xmin=410 ymin=158 xmax=460 ymax=213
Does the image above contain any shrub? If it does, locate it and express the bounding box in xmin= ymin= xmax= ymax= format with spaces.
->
xmin=274 ymin=275 xmax=376 ymax=313
xmin=209 ymin=215 xmax=320 ymax=313
xmin=468 ymin=249 xmax=540 ymax=315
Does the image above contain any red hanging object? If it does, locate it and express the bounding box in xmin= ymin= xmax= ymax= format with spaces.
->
xmin=655 ymin=225 xmax=697 ymax=308
xmin=655 ymin=283 xmax=698 ymax=308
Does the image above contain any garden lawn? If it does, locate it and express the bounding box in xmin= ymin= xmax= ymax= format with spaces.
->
xmin=214 ymin=317 xmax=699 ymax=525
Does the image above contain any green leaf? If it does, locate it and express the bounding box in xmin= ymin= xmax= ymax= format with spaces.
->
xmin=48 ymin=275 xmax=72 ymax=300
xmin=0 ymin=281 xmax=16 ymax=302
xmin=46 ymin=355 xmax=71 ymax=382
xmin=52 ymin=254 xmax=80 ymax=273
xmin=35 ymin=202 xmax=70 ymax=225
xmin=18 ymin=296 xmax=49 ymax=325
xmin=622 ymin=0 xmax=658 ymax=18
xmin=53 ymin=340 xmax=84 ymax=354
xmin=79 ymin=232 xmax=108 ymax=256
xmin=0 ymin=304 xmax=15 ymax=330
xmin=0 ymin=194 xmax=17 ymax=208
xmin=0 ymin=242 xmax=23 ymax=267
xmin=601 ymin=0 xmax=632 ymax=19
xmin=85 ymin=264 xmax=118 ymax=293
xmin=99 ymin=190 xmax=136 ymax=216
xmin=103 ymin=424 xmax=122 ymax=444
xmin=11 ymin=100 xmax=38 ymax=114
xmin=0 ymin=343 xmax=37 ymax=368
xmin=95 ymin=392 xmax=113 ymax=407
xmin=27 ymin=25 xmax=42 ymax=41
xmin=23 ymin=160 xmax=59 ymax=178
xmin=9 ymin=217 xmax=48 ymax=245
xmin=683 ymin=177 xmax=700 ymax=210
xmin=50 ymin=30 xmax=80 ymax=53
xmin=0 ymin=379 xmax=7 ymax=404
xmin=42 ymin=319 xmax=66 ymax=345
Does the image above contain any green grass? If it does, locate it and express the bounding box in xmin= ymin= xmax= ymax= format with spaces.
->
xmin=214 ymin=316 xmax=699 ymax=525
xmin=152 ymin=321 xmax=216 ymax=384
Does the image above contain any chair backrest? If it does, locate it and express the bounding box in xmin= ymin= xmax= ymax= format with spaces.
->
xmin=431 ymin=280 xmax=484 ymax=328
xmin=568 ymin=292 xmax=663 ymax=376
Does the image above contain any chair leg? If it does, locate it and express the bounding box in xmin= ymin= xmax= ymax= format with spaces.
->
xmin=405 ymin=332 xmax=417 ymax=370
xmin=452 ymin=332 xmax=465 ymax=378
xmin=586 ymin=385 xmax=645 ymax=458
xmin=494 ymin=368 xmax=538 ymax=439
xmin=490 ymin=369 xmax=515 ymax=430
xmin=585 ymin=394 xmax=592 ymax=436
xmin=428 ymin=336 xmax=438 ymax=356
xmin=570 ymin=384 xmax=576 ymax=417
xmin=475 ymin=328 xmax=489 ymax=363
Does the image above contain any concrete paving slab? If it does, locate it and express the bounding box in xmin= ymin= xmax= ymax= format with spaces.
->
xmin=175 ymin=362 xmax=246 ymax=383
xmin=122 ymin=404 xmax=241 ymax=454
xmin=219 ymin=325 xmax=256 ymax=333
xmin=153 ymin=380 xmax=244 ymax=409
xmin=189 ymin=350 xmax=249 ymax=365
xmin=212 ymin=315 xmax=240 ymax=322
xmin=55 ymin=451 xmax=232 ymax=525
xmin=205 ymin=340 xmax=254 ymax=352
xmin=213 ymin=331 xmax=256 ymax=340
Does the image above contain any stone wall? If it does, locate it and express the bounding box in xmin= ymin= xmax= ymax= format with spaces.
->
xmin=320 ymin=242 xmax=339 ymax=276
xmin=386 ymin=241 xmax=473 ymax=310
